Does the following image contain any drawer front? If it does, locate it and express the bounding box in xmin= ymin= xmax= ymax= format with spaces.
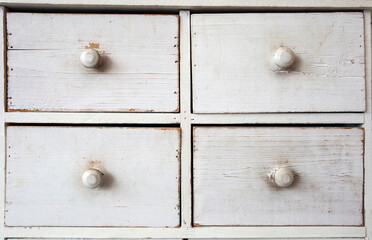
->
xmin=193 ymin=127 xmax=364 ymax=226
xmin=5 ymin=126 xmax=180 ymax=227
xmin=7 ymin=13 xmax=179 ymax=112
xmin=192 ymin=13 xmax=365 ymax=113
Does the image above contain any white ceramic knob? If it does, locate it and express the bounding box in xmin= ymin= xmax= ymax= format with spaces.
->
xmin=80 ymin=49 xmax=100 ymax=68
xmin=274 ymin=167 xmax=294 ymax=188
xmin=272 ymin=47 xmax=295 ymax=69
xmin=82 ymin=169 xmax=103 ymax=189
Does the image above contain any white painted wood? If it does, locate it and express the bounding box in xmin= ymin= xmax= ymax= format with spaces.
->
xmin=179 ymin=10 xmax=192 ymax=228
xmin=192 ymin=13 xmax=366 ymax=113
xmin=27 ymin=238 xmax=364 ymax=240
xmin=0 ymin=237 xmax=364 ymax=240
xmin=5 ymin=126 xmax=180 ymax=227
xmin=363 ymin=10 xmax=372 ymax=240
xmin=189 ymin=239 xmax=365 ymax=240
xmin=12 ymin=239 xmax=182 ymax=240
xmin=6 ymin=13 xmax=179 ymax=112
xmin=0 ymin=6 xmax=5 ymax=240
xmin=190 ymin=113 xmax=365 ymax=124
xmin=2 ymin=226 xmax=366 ymax=238
xmin=0 ymin=5 xmax=370 ymax=240
xmin=13 ymin=239 xmax=182 ymax=240
xmin=4 ymin=112 xmax=180 ymax=124
xmin=193 ymin=127 xmax=364 ymax=226
xmin=1 ymin=0 xmax=372 ymax=10
xmin=3 ymin=112 xmax=365 ymax=124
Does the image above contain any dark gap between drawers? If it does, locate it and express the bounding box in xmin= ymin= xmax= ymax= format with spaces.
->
xmin=192 ymin=123 xmax=363 ymax=127
xmin=2 ymin=7 xmax=365 ymax=14
xmin=190 ymin=125 xmax=195 ymax=227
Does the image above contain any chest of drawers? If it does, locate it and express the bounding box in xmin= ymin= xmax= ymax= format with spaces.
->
xmin=0 ymin=1 xmax=372 ymax=240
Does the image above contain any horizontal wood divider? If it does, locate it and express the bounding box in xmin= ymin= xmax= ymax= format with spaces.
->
xmin=4 ymin=112 xmax=365 ymax=124
xmin=3 ymin=226 xmax=366 ymax=238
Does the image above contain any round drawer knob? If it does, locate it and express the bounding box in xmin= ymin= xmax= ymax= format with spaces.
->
xmin=80 ymin=49 xmax=100 ymax=68
xmin=272 ymin=47 xmax=295 ymax=69
xmin=274 ymin=167 xmax=294 ymax=188
xmin=82 ymin=169 xmax=103 ymax=189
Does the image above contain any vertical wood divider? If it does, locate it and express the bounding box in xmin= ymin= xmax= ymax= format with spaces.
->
xmin=364 ymin=9 xmax=372 ymax=239
xmin=179 ymin=10 xmax=192 ymax=228
xmin=0 ymin=6 xmax=6 ymax=240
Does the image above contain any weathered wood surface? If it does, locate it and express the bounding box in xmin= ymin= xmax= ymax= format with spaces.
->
xmin=193 ymin=127 xmax=364 ymax=226
xmin=1 ymin=0 xmax=372 ymax=10
xmin=192 ymin=13 xmax=365 ymax=113
xmin=6 ymin=126 xmax=180 ymax=227
xmin=7 ymin=13 xmax=179 ymax=112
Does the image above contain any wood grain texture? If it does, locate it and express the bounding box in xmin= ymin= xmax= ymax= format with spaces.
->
xmin=2 ymin=226 xmax=366 ymax=239
xmin=5 ymin=126 xmax=180 ymax=227
xmin=6 ymin=13 xmax=179 ymax=112
xmin=362 ymin=9 xmax=372 ymax=239
xmin=193 ymin=127 xmax=364 ymax=226
xmin=1 ymin=0 xmax=372 ymax=10
xmin=0 ymin=7 xmax=5 ymax=240
xmin=4 ymin=112 xmax=181 ymax=124
xmin=192 ymin=12 xmax=365 ymax=113
xmin=189 ymin=113 xmax=365 ymax=124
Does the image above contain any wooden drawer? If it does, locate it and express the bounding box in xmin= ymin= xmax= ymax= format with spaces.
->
xmin=6 ymin=13 xmax=179 ymax=112
xmin=192 ymin=13 xmax=365 ymax=113
xmin=5 ymin=126 xmax=180 ymax=227
xmin=193 ymin=127 xmax=364 ymax=226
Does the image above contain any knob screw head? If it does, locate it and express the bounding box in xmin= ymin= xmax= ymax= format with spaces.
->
xmin=82 ymin=169 xmax=103 ymax=189
xmin=274 ymin=167 xmax=294 ymax=188
xmin=272 ymin=47 xmax=295 ymax=69
xmin=80 ymin=49 xmax=100 ymax=68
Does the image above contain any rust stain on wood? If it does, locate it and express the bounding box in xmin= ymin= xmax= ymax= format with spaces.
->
xmin=7 ymin=108 xmax=41 ymax=112
xmin=156 ymin=127 xmax=176 ymax=131
xmin=174 ymin=105 xmax=180 ymax=113
xmin=7 ymin=108 xmax=172 ymax=112
xmin=89 ymin=160 xmax=102 ymax=169
xmin=89 ymin=160 xmax=101 ymax=165
xmin=85 ymin=42 xmax=100 ymax=49
xmin=77 ymin=109 xmax=95 ymax=112
xmin=128 ymin=108 xmax=155 ymax=112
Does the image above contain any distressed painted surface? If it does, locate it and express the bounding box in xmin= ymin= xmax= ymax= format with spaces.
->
xmin=5 ymin=126 xmax=180 ymax=227
xmin=14 ymin=239 xmax=183 ymax=240
xmin=193 ymin=127 xmax=364 ymax=226
xmin=7 ymin=13 xmax=179 ymax=112
xmin=192 ymin=12 xmax=365 ymax=113
xmin=1 ymin=0 xmax=372 ymax=9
